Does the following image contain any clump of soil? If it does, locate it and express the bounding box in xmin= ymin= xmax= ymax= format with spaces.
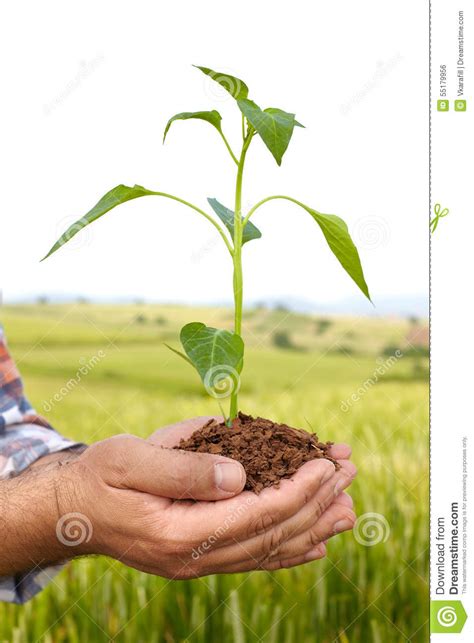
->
xmin=176 ymin=412 xmax=339 ymax=493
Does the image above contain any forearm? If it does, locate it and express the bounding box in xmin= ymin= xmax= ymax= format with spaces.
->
xmin=0 ymin=449 xmax=84 ymax=577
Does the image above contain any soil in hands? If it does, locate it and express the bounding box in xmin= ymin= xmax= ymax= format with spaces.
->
xmin=175 ymin=412 xmax=339 ymax=493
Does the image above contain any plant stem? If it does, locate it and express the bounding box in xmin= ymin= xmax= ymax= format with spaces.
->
xmin=218 ymin=130 xmax=239 ymax=165
xmin=242 ymin=194 xmax=309 ymax=228
xmin=229 ymin=133 xmax=252 ymax=421
xmin=148 ymin=191 xmax=234 ymax=255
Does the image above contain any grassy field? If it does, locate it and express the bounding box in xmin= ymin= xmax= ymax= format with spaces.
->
xmin=0 ymin=304 xmax=429 ymax=642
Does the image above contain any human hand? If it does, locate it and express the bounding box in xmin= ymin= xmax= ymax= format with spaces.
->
xmin=145 ymin=417 xmax=357 ymax=573
xmin=23 ymin=416 xmax=355 ymax=580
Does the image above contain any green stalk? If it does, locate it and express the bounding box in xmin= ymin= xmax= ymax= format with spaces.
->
xmin=150 ymin=191 xmax=234 ymax=255
xmin=229 ymin=132 xmax=252 ymax=421
xmin=218 ymin=129 xmax=238 ymax=165
xmin=242 ymin=194 xmax=307 ymax=227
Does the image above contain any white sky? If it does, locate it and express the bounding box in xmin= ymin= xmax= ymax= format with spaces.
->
xmin=0 ymin=0 xmax=428 ymax=311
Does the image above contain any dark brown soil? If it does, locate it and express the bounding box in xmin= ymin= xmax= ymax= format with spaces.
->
xmin=175 ymin=412 xmax=339 ymax=493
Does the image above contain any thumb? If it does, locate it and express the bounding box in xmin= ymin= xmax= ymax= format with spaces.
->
xmin=98 ymin=435 xmax=246 ymax=500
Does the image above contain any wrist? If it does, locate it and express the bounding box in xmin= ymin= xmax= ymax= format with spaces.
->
xmin=53 ymin=450 xmax=98 ymax=557
xmin=28 ymin=445 xmax=88 ymax=471
xmin=0 ymin=449 xmax=88 ymax=576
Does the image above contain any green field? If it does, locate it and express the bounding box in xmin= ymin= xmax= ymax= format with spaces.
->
xmin=0 ymin=304 xmax=429 ymax=642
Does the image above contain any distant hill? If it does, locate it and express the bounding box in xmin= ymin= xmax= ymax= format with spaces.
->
xmin=1 ymin=302 xmax=428 ymax=358
xmin=5 ymin=293 xmax=428 ymax=318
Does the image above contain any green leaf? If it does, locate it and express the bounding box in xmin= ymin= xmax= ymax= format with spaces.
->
xmin=207 ymin=198 xmax=262 ymax=245
xmin=180 ymin=322 xmax=244 ymax=398
xmin=237 ymin=100 xmax=297 ymax=165
xmin=41 ymin=184 xmax=156 ymax=261
xmin=194 ymin=65 xmax=249 ymax=100
xmin=305 ymin=207 xmax=371 ymax=301
xmin=163 ymin=110 xmax=222 ymax=142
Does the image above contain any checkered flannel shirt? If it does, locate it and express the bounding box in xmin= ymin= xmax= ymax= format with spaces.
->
xmin=0 ymin=326 xmax=83 ymax=603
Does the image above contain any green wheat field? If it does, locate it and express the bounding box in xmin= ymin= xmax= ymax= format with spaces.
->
xmin=0 ymin=304 xmax=429 ymax=642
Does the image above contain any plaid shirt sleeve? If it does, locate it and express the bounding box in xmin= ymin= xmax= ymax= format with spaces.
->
xmin=0 ymin=326 xmax=85 ymax=604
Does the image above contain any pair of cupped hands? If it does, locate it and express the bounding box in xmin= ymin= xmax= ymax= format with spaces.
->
xmin=58 ymin=416 xmax=357 ymax=579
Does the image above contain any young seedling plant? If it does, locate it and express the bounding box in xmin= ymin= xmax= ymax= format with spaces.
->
xmin=43 ymin=65 xmax=371 ymax=427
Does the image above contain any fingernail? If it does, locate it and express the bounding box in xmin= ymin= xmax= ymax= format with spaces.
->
xmin=333 ymin=519 xmax=354 ymax=534
xmin=304 ymin=543 xmax=326 ymax=561
xmin=215 ymin=462 xmax=244 ymax=493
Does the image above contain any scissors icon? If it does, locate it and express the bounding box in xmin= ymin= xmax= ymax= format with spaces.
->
xmin=430 ymin=203 xmax=449 ymax=233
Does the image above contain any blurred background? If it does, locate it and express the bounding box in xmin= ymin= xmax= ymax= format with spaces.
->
xmin=0 ymin=302 xmax=428 ymax=641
